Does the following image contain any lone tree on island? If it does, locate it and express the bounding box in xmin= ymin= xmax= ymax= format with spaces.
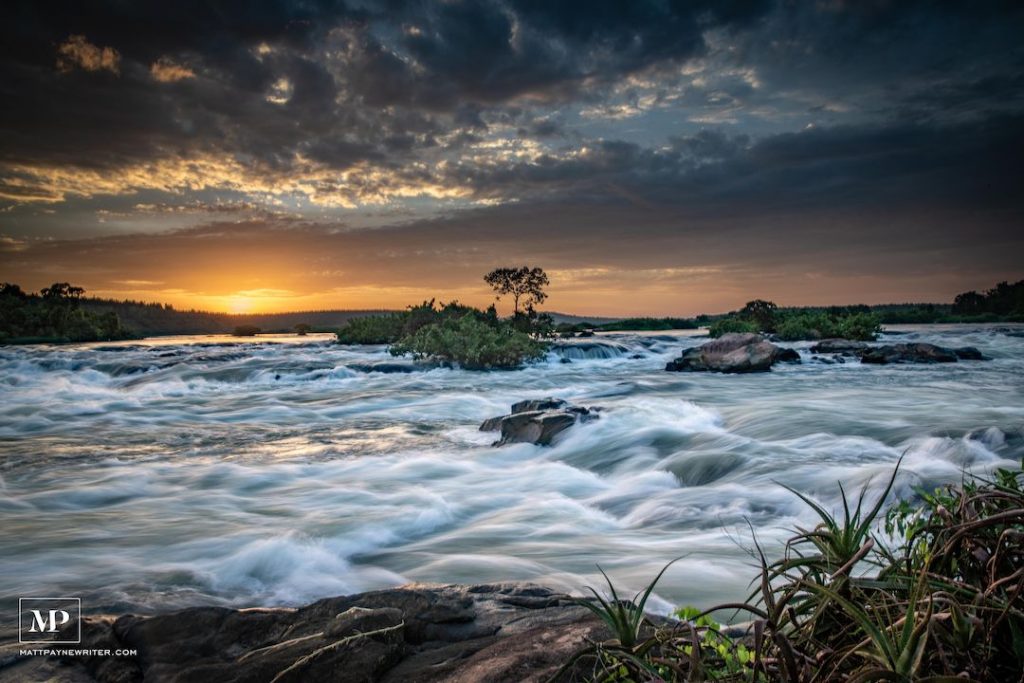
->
xmin=739 ymin=299 xmax=778 ymax=332
xmin=484 ymin=266 xmax=549 ymax=316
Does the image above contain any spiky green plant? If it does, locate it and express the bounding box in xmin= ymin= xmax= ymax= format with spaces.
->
xmin=553 ymin=460 xmax=1023 ymax=683
xmin=575 ymin=559 xmax=681 ymax=649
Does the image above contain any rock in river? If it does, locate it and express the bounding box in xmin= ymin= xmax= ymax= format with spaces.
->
xmin=953 ymin=346 xmax=985 ymax=360
xmin=809 ymin=338 xmax=870 ymax=354
xmin=480 ymin=398 xmax=599 ymax=445
xmin=665 ymin=333 xmax=800 ymax=373
xmin=859 ymin=343 xmax=959 ymax=364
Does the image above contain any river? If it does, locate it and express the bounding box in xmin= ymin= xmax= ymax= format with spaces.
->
xmin=1 ymin=325 xmax=1021 ymax=616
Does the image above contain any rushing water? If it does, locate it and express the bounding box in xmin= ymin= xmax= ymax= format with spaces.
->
xmin=1 ymin=326 xmax=1022 ymax=616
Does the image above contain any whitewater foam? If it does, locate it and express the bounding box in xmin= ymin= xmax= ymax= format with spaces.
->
xmin=0 ymin=326 xmax=1022 ymax=614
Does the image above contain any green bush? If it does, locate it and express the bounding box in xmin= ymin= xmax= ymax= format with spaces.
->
xmin=773 ymin=311 xmax=881 ymax=341
xmin=336 ymin=301 xmax=507 ymax=345
xmin=335 ymin=313 xmax=407 ymax=344
xmin=232 ymin=325 xmax=261 ymax=337
xmin=835 ymin=311 xmax=882 ymax=340
xmin=389 ymin=314 xmax=546 ymax=369
xmin=774 ymin=312 xmax=836 ymax=340
xmin=706 ymin=317 xmax=759 ymax=337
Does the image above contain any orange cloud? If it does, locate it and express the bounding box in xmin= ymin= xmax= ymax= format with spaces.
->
xmin=56 ymin=35 xmax=120 ymax=74
xmin=0 ymin=155 xmax=474 ymax=207
xmin=150 ymin=57 xmax=195 ymax=82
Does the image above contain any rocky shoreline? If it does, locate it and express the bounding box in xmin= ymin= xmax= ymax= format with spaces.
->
xmin=0 ymin=583 xmax=619 ymax=683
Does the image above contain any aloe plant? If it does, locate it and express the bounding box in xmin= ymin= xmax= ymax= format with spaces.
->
xmin=575 ymin=558 xmax=681 ymax=649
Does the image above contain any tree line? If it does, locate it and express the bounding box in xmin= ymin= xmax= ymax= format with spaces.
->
xmin=0 ymin=282 xmax=129 ymax=343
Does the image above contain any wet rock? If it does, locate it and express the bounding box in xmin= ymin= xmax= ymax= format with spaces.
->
xmin=6 ymin=584 xmax=608 ymax=683
xmin=479 ymin=415 xmax=506 ymax=431
xmin=774 ymin=347 xmax=802 ymax=363
xmin=324 ymin=607 xmax=405 ymax=639
xmin=497 ymin=411 xmax=576 ymax=446
xmin=346 ymin=361 xmax=435 ymax=373
xmin=480 ymin=399 xmax=599 ymax=445
xmin=3 ymin=579 xmax=677 ymax=683
xmin=511 ymin=398 xmax=568 ymax=414
xmin=665 ymin=333 xmax=799 ymax=373
xmin=809 ymin=339 xmax=869 ymax=354
xmin=858 ymin=343 xmax=959 ymax=364
xmin=953 ymin=346 xmax=985 ymax=360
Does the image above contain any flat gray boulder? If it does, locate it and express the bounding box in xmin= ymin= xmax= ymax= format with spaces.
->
xmin=665 ymin=333 xmax=800 ymax=373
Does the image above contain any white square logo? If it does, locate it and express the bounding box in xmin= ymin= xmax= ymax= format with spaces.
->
xmin=19 ymin=597 xmax=81 ymax=644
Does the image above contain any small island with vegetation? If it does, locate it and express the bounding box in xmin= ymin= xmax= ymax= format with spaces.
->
xmin=336 ymin=266 xmax=556 ymax=369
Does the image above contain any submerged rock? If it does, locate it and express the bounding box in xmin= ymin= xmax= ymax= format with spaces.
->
xmin=806 ymin=340 xmax=988 ymax=365
xmin=953 ymin=346 xmax=985 ymax=360
xmin=481 ymin=398 xmax=599 ymax=445
xmin=809 ymin=338 xmax=869 ymax=354
xmin=9 ymin=584 xmax=612 ymax=683
xmin=774 ymin=347 xmax=802 ymax=364
xmin=347 ymin=361 xmax=439 ymax=373
xmin=665 ymin=333 xmax=800 ymax=373
xmin=859 ymin=343 xmax=959 ymax=364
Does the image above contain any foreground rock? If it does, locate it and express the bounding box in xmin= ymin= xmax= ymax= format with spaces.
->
xmin=665 ymin=333 xmax=800 ymax=373
xmin=858 ymin=343 xmax=986 ymax=364
xmin=480 ymin=398 xmax=599 ymax=446
xmin=0 ymin=584 xmax=611 ymax=683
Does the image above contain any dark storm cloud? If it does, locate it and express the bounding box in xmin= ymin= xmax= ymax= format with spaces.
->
xmin=0 ymin=0 xmax=1023 ymax=310
xmin=0 ymin=0 xmax=775 ymax=174
xmin=2 ymin=0 xmax=1021 ymax=175
xmin=393 ymin=0 xmax=769 ymax=106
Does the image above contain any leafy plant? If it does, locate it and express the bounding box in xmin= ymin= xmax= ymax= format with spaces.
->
xmin=554 ymin=459 xmax=1023 ymax=682
xmin=335 ymin=313 xmax=407 ymax=344
xmin=575 ymin=559 xmax=680 ymax=649
xmin=389 ymin=314 xmax=545 ymax=369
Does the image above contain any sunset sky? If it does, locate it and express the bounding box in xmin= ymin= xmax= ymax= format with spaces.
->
xmin=1 ymin=1 xmax=1022 ymax=315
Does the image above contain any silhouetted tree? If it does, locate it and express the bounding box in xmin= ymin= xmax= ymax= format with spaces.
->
xmin=484 ymin=266 xmax=549 ymax=316
xmin=40 ymin=282 xmax=85 ymax=301
xmin=739 ymin=299 xmax=779 ymax=332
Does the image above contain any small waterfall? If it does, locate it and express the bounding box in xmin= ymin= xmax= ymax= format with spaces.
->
xmin=550 ymin=340 xmax=631 ymax=360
